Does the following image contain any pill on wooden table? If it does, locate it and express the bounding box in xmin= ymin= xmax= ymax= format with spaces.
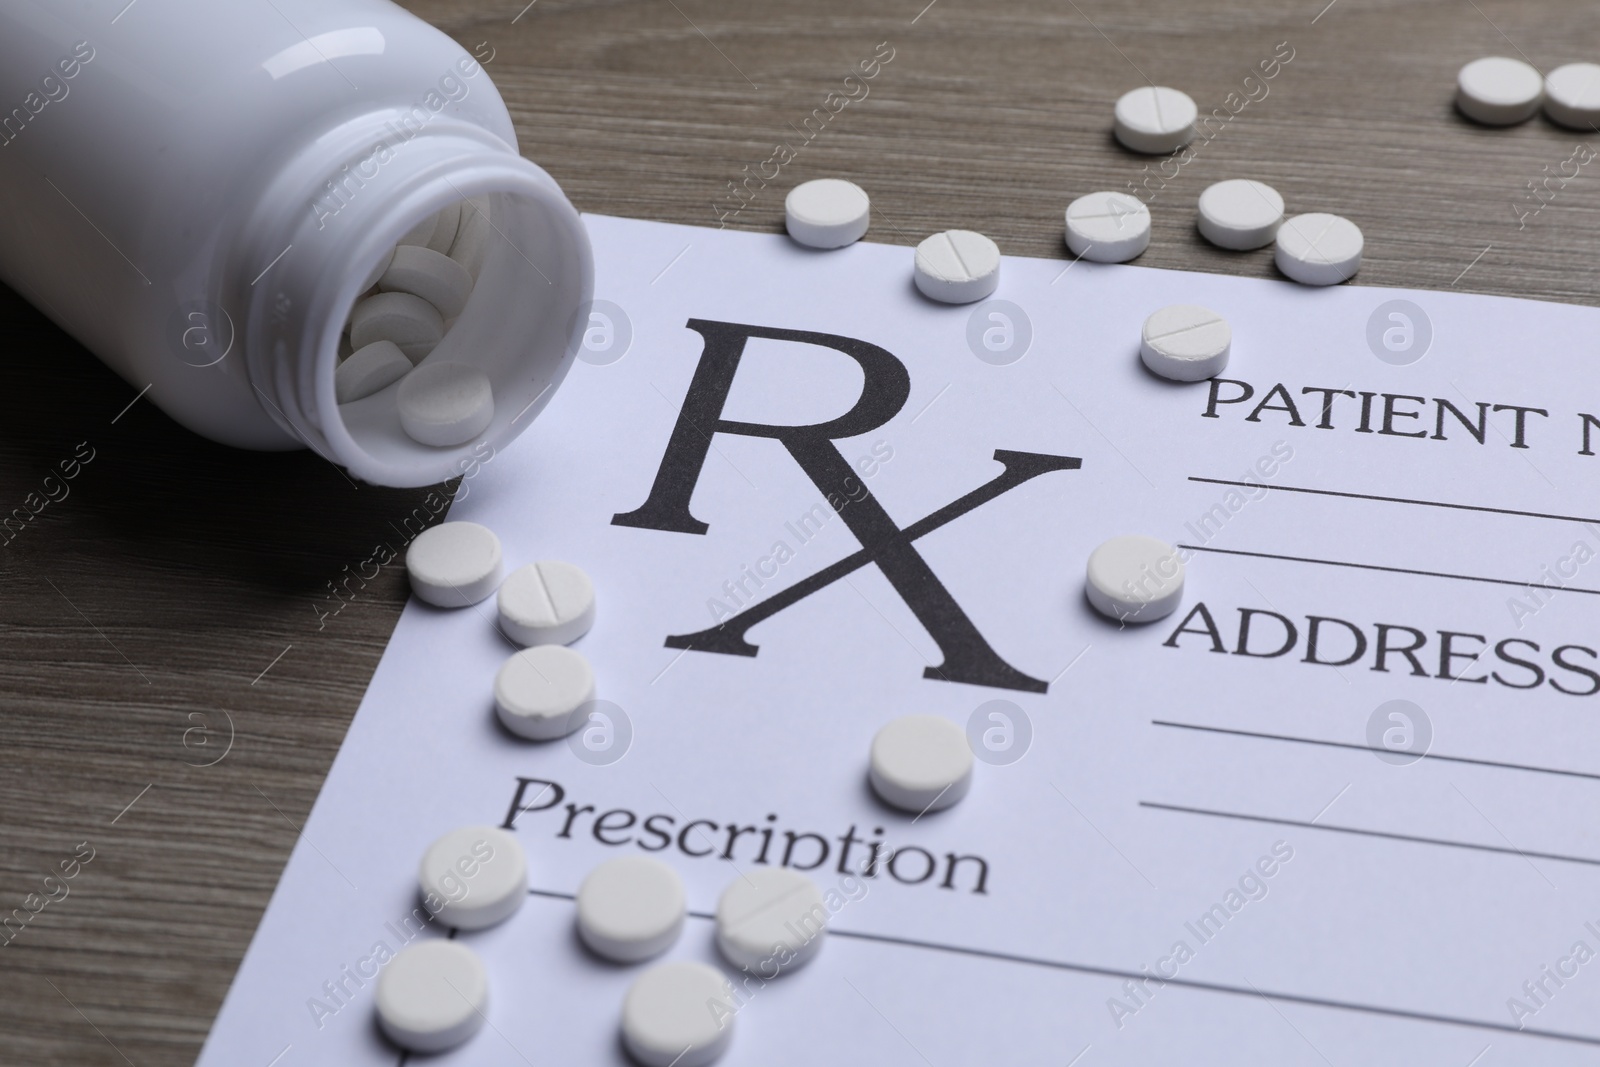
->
xmin=1085 ymin=534 xmax=1185 ymax=623
xmin=1064 ymin=191 xmax=1151 ymax=263
xmin=1113 ymin=86 xmax=1198 ymax=154
xmin=621 ymin=962 xmax=735 ymax=1067
xmin=350 ymin=291 xmax=444 ymax=362
xmin=379 ymin=245 xmax=475 ymax=319
xmin=494 ymin=645 xmax=595 ymax=740
xmin=1274 ymin=212 xmax=1363 ymax=286
xmin=406 ymin=520 xmax=503 ymax=607
xmin=375 ymin=940 xmax=488 ymax=1053
xmin=913 ymin=230 xmax=1000 ymax=304
xmin=1544 ymin=63 xmax=1600 ymax=129
xmin=426 ymin=200 xmax=462 ymax=254
xmin=450 ymin=196 xmax=495 ymax=279
xmin=360 ymin=246 xmax=395 ymax=291
xmin=1456 ymin=56 xmax=1543 ymax=126
xmin=418 ymin=826 xmax=528 ymax=930
xmin=498 ymin=560 xmax=596 ymax=646
xmin=577 ymin=856 xmax=686 ymax=963
xmin=715 ymin=866 xmax=827 ymax=971
xmin=785 ymin=179 xmax=871 ymax=249
xmin=335 ymin=340 xmax=412 ymax=403
xmin=397 ymin=361 xmax=495 ymax=447
xmin=1196 ymin=179 xmax=1284 ymax=250
xmin=1140 ymin=305 xmax=1231 ymax=381
xmin=869 ymin=714 xmax=973 ymax=814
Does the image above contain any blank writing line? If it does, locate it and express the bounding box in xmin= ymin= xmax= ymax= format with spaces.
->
xmin=1188 ymin=477 xmax=1600 ymax=528
xmin=1152 ymin=720 xmax=1600 ymax=782
xmin=519 ymin=885 xmax=1600 ymax=1045
xmin=1178 ymin=543 xmax=1600 ymax=596
xmin=1143 ymin=800 xmax=1600 ymax=869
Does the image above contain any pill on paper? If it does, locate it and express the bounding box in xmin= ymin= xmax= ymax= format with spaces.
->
xmin=914 ymin=230 xmax=1001 ymax=304
xmin=1064 ymin=191 xmax=1151 ymax=263
xmin=335 ymin=339 xmax=412 ymax=403
xmin=375 ymin=940 xmax=488 ymax=1053
xmin=1113 ymin=86 xmax=1197 ymax=154
xmin=1456 ymin=56 xmax=1543 ymax=126
xmin=1196 ymin=179 xmax=1284 ymax=250
xmin=577 ymin=855 xmax=686 ymax=963
xmin=405 ymin=520 xmax=503 ymax=607
xmin=622 ymin=961 xmax=735 ymax=1067
xmin=350 ymin=291 xmax=444 ymax=363
xmin=1085 ymin=534 xmax=1185 ymax=623
xmin=1140 ymin=304 xmax=1231 ymax=382
xmin=869 ymin=714 xmax=973 ymax=814
xmin=494 ymin=644 xmax=595 ymax=740
xmin=1544 ymin=63 xmax=1600 ymax=129
xmin=380 ymin=245 xmax=475 ymax=319
xmin=397 ymin=361 xmax=495 ymax=447
xmin=497 ymin=560 xmax=596 ymax=647
xmin=785 ymin=179 xmax=871 ymax=249
xmin=1274 ymin=212 xmax=1363 ymax=286
xmin=715 ymin=866 xmax=827 ymax=971
xmin=418 ymin=825 xmax=528 ymax=931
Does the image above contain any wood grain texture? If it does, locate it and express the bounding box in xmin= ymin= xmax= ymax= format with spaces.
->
xmin=2 ymin=1 xmax=1596 ymax=1063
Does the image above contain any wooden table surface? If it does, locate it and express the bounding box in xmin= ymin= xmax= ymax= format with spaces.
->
xmin=3 ymin=0 xmax=1597 ymax=1062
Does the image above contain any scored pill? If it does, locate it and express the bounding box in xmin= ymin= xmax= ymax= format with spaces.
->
xmin=621 ymin=962 xmax=735 ymax=1067
xmin=350 ymin=291 xmax=444 ymax=363
xmin=869 ymin=714 xmax=973 ymax=814
xmin=1113 ymin=85 xmax=1198 ymax=154
xmin=576 ymin=856 xmax=686 ymax=963
xmin=497 ymin=560 xmax=596 ymax=647
xmin=405 ymin=520 xmax=503 ymax=607
xmin=380 ymin=245 xmax=475 ymax=320
xmin=1085 ymin=534 xmax=1185 ymax=623
xmin=1140 ymin=304 xmax=1232 ymax=382
xmin=715 ymin=866 xmax=827 ymax=972
xmin=374 ymin=940 xmax=488 ymax=1054
xmin=1064 ymin=191 xmax=1151 ymax=263
xmin=913 ymin=230 xmax=1001 ymax=304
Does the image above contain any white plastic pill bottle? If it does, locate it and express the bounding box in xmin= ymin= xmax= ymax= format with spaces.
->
xmin=0 ymin=1 xmax=592 ymax=487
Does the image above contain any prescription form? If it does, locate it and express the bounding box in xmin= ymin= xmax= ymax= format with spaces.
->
xmin=201 ymin=215 xmax=1600 ymax=1065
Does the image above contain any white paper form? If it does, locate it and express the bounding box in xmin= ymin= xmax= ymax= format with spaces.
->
xmin=201 ymin=214 xmax=1600 ymax=1067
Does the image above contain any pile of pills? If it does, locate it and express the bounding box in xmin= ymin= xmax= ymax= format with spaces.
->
xmin=338 ymin=195 xmax=498 ymax=448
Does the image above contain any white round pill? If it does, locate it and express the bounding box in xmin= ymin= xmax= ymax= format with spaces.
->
xmin=494 ymin=644 xmax=595 ymax=740
xmin=1113 ymin=85 xmax=1198 ymax=154
xmin=1456 ymin=56 xmax=1544 ymax=126
xmin=406 ymin=520 xmax=503 ymax=607
xmin=335 ymin=339 xmax=412 ymax=403
xmin=785 ymin=179 xmax=871 ymax=249
xmin=1274 ymin=212 xmax=1363 ymax=286
xmin=913 ymin=230 xmax=1001 ymax=304
xmin=621 ymin=962 xmax=735 ymax=1067
xmin=577 ymin=856 xmax=686 ymax=963
xmin=1544 ymin=63 xmax=1600 ymax=129
xmin=397 ymin=361 xmax=495 ymax=447
xmin=1140 ymin=304 xmax=1231 ymax=381
xmin=869 ymin=714 xmax=973 ymax=814
xmin=350 ymin=291 xmax=444 ymax=363
xmin=380 ymin=245 xmax=476 ymax=319
xmin=1085 ymin=534 xmax=1185 ymax=623
xmin=1196 ymin=179 xmax=1284 ymax=250
xmin=497 ymin=560 xmax=596 ymax=647
xmin=375 ymin=940 xmax=488 ymax=1054
xmin=418 ymin=825 xmax=528 ymax=931
xmin=715 ymin=866 xmax=827 ymax=971
xmin=1065 ymin=191 xmax=1151 ymax=263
